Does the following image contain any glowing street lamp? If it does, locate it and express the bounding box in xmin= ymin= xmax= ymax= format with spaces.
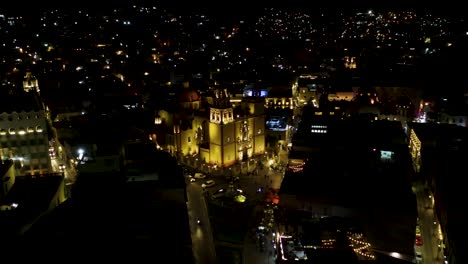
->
xmin=77 ymin=148 xmax=85 ymax=160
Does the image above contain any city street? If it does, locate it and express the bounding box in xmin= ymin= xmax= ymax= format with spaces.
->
xmin=183 ymin=146 xmax=288 ymax=264
xmin=413 ymin=182 xmax=444 ymax=264
xmin=51 ymin=156 xmax=77 ymax=198
xmin=186 ymin=182 xmax=217 ymax=264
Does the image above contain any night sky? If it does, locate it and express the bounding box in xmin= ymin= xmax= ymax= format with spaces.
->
xmin=1 ymin=0 xmax=465 ymax=15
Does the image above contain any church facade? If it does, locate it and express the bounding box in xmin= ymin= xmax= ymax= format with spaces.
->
xmin=157 ymin=86 xmax=265 ymax=168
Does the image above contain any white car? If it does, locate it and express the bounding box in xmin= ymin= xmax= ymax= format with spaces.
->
xmin=415 ymin=252 xmax=422 ymax=263
xmin=212 ymin=188 xmax=226 ymax=198
xmin=201 ymin=180 xmax=216 ymax=188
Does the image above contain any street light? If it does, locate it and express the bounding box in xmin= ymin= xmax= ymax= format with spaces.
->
xmin=77 ymin=148 xmax=85 ymax=161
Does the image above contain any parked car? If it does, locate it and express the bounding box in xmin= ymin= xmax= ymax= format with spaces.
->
xmin=202 ymin=180 xmax=216 ymax=188
xmin=194 ymin=173 xmax=206 ymax=179
xmin=415 ymin=235 xmax=423 ymax=246
xmin=415 ymin=252 xmax=422 ymax=263
xmin=212 ymin=188 xmax=226 ymax=198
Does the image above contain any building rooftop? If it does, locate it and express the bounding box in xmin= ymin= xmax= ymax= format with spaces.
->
xmin=0 ymin=175 xmax=62 ymax=211
xmin=177 ymin=88 xmax=201 ymax=102
xmin=16 ymin=173 xmax=193 ymax=261
xmin=0 ymin=175 xmax=63 ymax=238
xmin=409 ymin=122 xmax=468 ymax=145
xmin=282 ymin=119 xmax=416 ymax=256
xmin=292 ymin=119 xmax=408 ymax=156
xmin=0 ymin=92 xmax=44 ymax=113
xmin=268 ymin=85 xmax=292 ymax=98
xmin=0 ymin=159 xmax=14 ymax=178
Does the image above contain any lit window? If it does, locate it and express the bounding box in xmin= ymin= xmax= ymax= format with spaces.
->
xmin=227 ymin=137 xmax=231 ymax=142
xmin=36 ymin=126 xmax=43 ymax=133
xmin=0 ymin=129 xmax=6 ymax=136
xmin=27 ymin=127 xmax=34 ymax=133
xmin=258 ymin=129 xmax=262 ymax=134
xmin=9 ymin=128 xmax=16 ymax=135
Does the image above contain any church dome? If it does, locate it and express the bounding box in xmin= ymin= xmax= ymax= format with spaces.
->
xmin=178 ymin=89 xmax=201 ymax=102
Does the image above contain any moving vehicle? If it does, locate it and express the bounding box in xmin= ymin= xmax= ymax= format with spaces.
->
xmin=201 ymin=180 xmax=216 ymax=188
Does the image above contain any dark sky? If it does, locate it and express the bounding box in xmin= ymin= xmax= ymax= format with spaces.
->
xmin=2 ymin=0 xmax=465 ymax=14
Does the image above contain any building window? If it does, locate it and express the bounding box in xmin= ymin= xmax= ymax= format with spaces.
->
xmin=188 ymin=137 xmax=191 ymax=143
xmin=227 ymin=137 xmax=231 ymax=142
xmin=258 ymin=129 xmax=262 ymax=134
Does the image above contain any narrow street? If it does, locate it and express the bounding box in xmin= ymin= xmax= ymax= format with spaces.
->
xmin=187 ymin=183 xmax=218 ymax=264
xmin=413 ymin=182 xmax=444 ymax=263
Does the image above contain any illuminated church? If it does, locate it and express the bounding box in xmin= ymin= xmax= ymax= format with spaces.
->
xmin=156 ymin=83 xmax=265 ymax=167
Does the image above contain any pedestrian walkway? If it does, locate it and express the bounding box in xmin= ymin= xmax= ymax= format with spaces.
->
xmin=243 ymin=205 xmax=277 ymax=264
xmin=243 ymin=235 xmax=276 ymax=264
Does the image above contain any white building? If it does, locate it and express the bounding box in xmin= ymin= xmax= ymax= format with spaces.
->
xmin=0 ymin=93 xmax=51 ymax=175
xmin=440 ymin=112 xmax=468 ymax=127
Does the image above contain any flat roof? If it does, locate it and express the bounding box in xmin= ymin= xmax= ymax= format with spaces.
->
xmin=409 ymin=122 xmax=468 ymax=144
xmin=0 ymin=92 xmax=43 ymax=113
xmin=18 ymin=180 xmax=193 ymax=261
xmin=0 ymin=175 xmax=63 ymax=238
xmin=1 ymin=175 xmax=63 ymax=211
xmin=292 ymin=119 xmax=407 ymax=153
xmin=0 ymin=159 xmax=14 ymax=177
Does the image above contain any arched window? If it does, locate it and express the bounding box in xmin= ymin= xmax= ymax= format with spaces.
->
xmin=36 ymin=126 xmax=43 ymax=133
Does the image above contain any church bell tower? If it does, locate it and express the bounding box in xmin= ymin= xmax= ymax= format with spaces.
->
xmin=208 ymin=88 xmax=235 ymax=167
